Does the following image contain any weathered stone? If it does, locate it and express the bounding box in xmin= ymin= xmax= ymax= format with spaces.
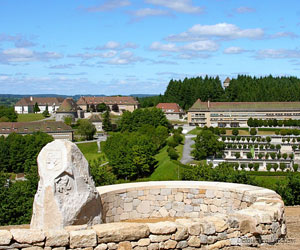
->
xmin=174 ymin=192 xmax=183 ymax=202
xmin=207 ymin=239 xmax=230 ymax=250
xmin=22 ymin=247 xmax=43 ymax=250
xmin=124 ymin=203 xmax=133 ymax=212
xmin=205 ymin=216 xmax=228 ymax=232
xmin=137 ymin=238 xmax=150 ymax=246
xmin=95 ymin=244 xmax=108 ymax=250
xmin=148 ymin=243 xmax=159 ymax=250
xmin=31 ymin=140 xmax=102 ymax=230
xmin=177 ymin=240 xmax=188 ymax=248
xmin=172 ymin=202 xmax=184 ymax=212
xmin=0 ymin=230 xmax=12 ymax=245
xmin=45 ymin=230 xmax=69 ymax=247
xmin=149 ymin=235 xmax=170 ymax=242
xmin=117 ymin=241 xmax=132 ymax=250
xmin=188 ymin=222 xmax=201 ymax=236
xmin=174 ymin=226 xmax=188 ymax=241
xmin=188 ymin=236 xmax=201 ymax=247
xmin=136 ymin=201 xmax=151 ymax=214
xmin=200 ymin=234 xmax=207 ymax=244
xmin=93 ymin=223 xmax=149 ymax=243
xmin=11 ymin=229 xmax=45 ymax=244
xmin=200 ymin=222 xmax=215 ymax=235
xmin=69 ymin=230 xmax=97 ymax=248
xmin=240 ymin=219 xmax=257 ymax=235
xmin=147 ymin=222 xmax=176 ymax=235
xmin=107 ymin=243 xmax=117 ymax=249
xmin=44 ymin=247 xmax=51 ymax=250
xmin=158 ymin=207 xmax=168 ymax=217
xmin=53 ymin=248 xmax=66 ymax=250
xmin=164 ymin=240 xmax=177 ymax=249
xmin=161 ymin=189 xmax=171 ymax=196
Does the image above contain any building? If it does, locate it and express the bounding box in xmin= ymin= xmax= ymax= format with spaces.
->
xmin=223 ymin=77 xmax=231 ymax=88
xmin=77 ymin=96 xmax=139 ymax=113
xmin=88 ymin=114 xmax=102 ymax=132
xmin=188 ymin=99 xmax=300 ymax=127
xmin=0 ymin=121 xmax=74 ymax=141
xmin=156 ymin=103 xmax=185 ymax=121
xmin=55 ymin=98 xmax=84 ymax=122
xmin=15 ymin=97 xmax=64 ymax=114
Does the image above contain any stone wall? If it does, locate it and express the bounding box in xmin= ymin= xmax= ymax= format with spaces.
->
xmin=0 ymin=181 xmax=286 ymax=249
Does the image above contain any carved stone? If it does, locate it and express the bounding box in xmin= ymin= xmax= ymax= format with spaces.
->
xmin=30 ymin=140 xmax=102 ymax=230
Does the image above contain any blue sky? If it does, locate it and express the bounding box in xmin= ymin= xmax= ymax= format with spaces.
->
xmin=0 ymin=0 xmax=300 ymax=95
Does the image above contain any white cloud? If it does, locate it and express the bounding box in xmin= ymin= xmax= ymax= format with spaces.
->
xmin=150 ymin=40 xmax=218 ymax=52
xmin=223 ymin=46 xmax=246 ymax=54
xmin=0 ymin=33 xmax=36 ymax=47
xmin=145 ymin=0 xmax=203 ymax=14
xmin=150 ymin=42 xmax=178 ymax=52
xmin=130 ymin=8 xmax=170 ymax=18
xmin=235 ymin=7 xmax=255 ymax=14
xmin=166 ymin=23 xmax=264 ymax=42
xmin=269 ymin=32 xmax=298 ymax=39
xmin=85 ymin=0 xmax=131 ymax=12
xmin=0 ymin=48 xmax=62 ymax=64
xmin=95 ymin=41 xmax=138 ymax=50
xmin=256 ymin=49 xmax=300 ymax=59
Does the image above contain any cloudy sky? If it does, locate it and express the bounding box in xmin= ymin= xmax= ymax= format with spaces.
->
xmin=0 ymin=0 xmax=300 ymax=95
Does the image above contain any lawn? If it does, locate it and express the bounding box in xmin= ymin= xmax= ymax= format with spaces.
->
xmin=17 ymin=113 xmax=45 ymax=122
xmin=77 ymin=142 xmax=107 ymax=163
xmin=187 ymin=127 xmax=201 ymax=135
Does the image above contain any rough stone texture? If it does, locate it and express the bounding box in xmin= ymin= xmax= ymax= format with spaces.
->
xmin=188 ymin=236 xmax=201 ymax=247
xmin=69 ymin=230 xmax=97 ymax=248
xmin=45 ymin=230 xmax=69 ymax=246
xmin=0 ymin=230 xmax=12 ymax=245
xmin=117 ymin=241 xmax=132 ymax=250
xmin=93 ymin=223 xmax=149 ymax=243
xmin=147 ymin=222 xmax=176 ymax=235
xmin=95 ymin=244 xmax=108 ymax=250
xmin=31 ymin=140 xmax=102 ymax=230
xmin=10 ymin=229 xmax=45 ymax=244
xmin=137 ymin=238 xmax=150 ymax=246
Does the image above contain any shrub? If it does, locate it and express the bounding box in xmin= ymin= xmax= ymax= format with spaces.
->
xmin=250 ymin=128 xmax=257 ymax=136
xmin=167 ymin=139 xmax=178 ymax=148
xmin=232 ymin=128 xmax=239 ymax=136
xmin=248 ymin=163 xmax=254 ymax=171
xmin=266 ymin=136 xmax=271 ymax=143
xmin=254 ymin=163 xmax=260 ymax=171
xmin=277 ymin=153 xmax=281 ymax=159
xmin=267 ymin=163 xmax=272 ymax=171
xmin=234 ymin=152 xmax=240 ymax=159
xmin=246 ymin=152 xmax=252 ymax=159
xmin=289 ymin=153 xmax=294 ymax=159
xmin=168 ymin=147 xmax=179 ymax=160
xmin=241 ymin=164 xmax=246 ymax=170
xmin=258 ymin=153 xmax=264 ymax=159
xmin=251 ymin=136 xmax=256 ymax=142
xmin=279 ymin=163 xmax=286 ymax=172
xmin=273 ymin=164 xmax=278 ymax=172
xmin=293 ymin=164 xmax=299 ymax=172
xmin=282 ymin=153 xmax=288 ymax=160
xmin=276 ymin=144 xmax=281 ymax=150
xmin=270 ymin=152 xmax=276 ymax=159
xmin=270 ymin=144 xmax=275 ymax=149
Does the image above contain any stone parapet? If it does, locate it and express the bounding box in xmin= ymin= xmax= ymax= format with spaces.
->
xmin=0 ymin=181 xmax=286 ymax=249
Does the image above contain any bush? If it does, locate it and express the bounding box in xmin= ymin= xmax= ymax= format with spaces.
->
xmin=248 ymin=163 xmax=254 ymax=171
xmin=276 ymin=144 xmax=281 ymax=150
xmin=173 ymin=133 xmax=183 ymax=145
xmin=232 ymin=128 xmax=239 ymax=136
xmin=234 ymin=152 xmax=240 ymax=159
xmin=293 ymin=164 xmax=299 ymax=172
xmin=246 ymin=152 xmax=252 ymax=159
xmin=241 ymin=164 xmax=246 ymax=170
xmin=168 ymin=147 xmax=179 ymax=160
xmin=254 ymin=163 xmax=260 ymax=171
xmin=167 ymin=139 xmax=178 ymax=148
xmin=267 ymin=163 xmax=272 ymax=171
xmin=250 ymin=128 xmax=257 ymax=135
xmin=273 ymin=163 xmax=278 ymax=172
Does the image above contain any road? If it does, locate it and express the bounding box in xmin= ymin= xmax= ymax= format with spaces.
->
xmin=180 ymin=134 xmax=196 ymax=164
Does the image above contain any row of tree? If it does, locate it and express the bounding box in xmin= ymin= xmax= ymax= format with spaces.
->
xmin=139 ymin=75 xmax=300 ymax=110
xmin=248 ymin=118 xmax=300 ymax=128
xmin=0 ymin=106 xmax=18 ymax=122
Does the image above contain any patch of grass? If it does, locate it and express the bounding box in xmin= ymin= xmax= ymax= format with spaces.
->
xmin=17 ymin=113 xmax=44 ymax=122
xmin=225 ymin=129 xmax=249 ymax=136
xmin=258 ymin=130 xmax=275 ymax=135
xmin=187 ymin=127 xmax=202 ymax=135
xmin=254 ymin=175 xmax=285 ymax=190
xmin=77 ymin=142 xmax=106 ymax=162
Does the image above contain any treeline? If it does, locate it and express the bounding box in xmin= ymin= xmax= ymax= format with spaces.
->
xmin=139 ymin=75 xmax=300 ymax=110
xmin=0 ymin=132 xmax=53 ymax=173
xmin=248 ymin=118 xmax=300 ymax=128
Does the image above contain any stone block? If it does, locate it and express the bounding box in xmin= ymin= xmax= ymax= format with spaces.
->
xmin=107 ymin=242 xmax=117 ymax=249
xmin=177 ymin=240 xmax=188 ymax=248
xmin=174 ymin=226 xmax=188 ymax=241
xmin=148 ymin=243 xmax=159 ymax=250
xmin=93 ymin=223 xmax=149 ymax=243
xmin=117 ymin=241 xmax=132 ymax=250
xmin=69 ymin=230 xmax=97 ymax=248
xmin=206 ymin=190 xmax=215 ymax=198
xmin=149 ymin=235 xmax=170 ymax=242
xmin=161 ymin=189 xmax=171 ymax=196
xmin=45 ymin=230 xmax=69 ymax=247
xmin=188 ymin=236 xmax=201 ymax=247
xmin=172 ymin=202 xmax=184 ymax=212
xmin=174 ymin=192 xmax=183 ymax=202
xmin=147 ymin=222 xmax=177 ymax=235
xmin=123 ymin=203 xmax=133 ymax=212
xmin=11 ymin=229 xmax=45 ymax=244
xmin=0 ymin=230 xmax=12 ymax=245
xmin=95 ymin=244 xmax=108 ymax=250
xmin=136 ymin=201 xmax=151 ymax=214
xmin=137 ymin=238 xmax=150 ymax=246
xmin=164 ymin=240 xmax=177 ymax=249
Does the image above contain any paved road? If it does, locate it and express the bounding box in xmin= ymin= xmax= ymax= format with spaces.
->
xmin=180 ymin=134 xmax=196 ymax=164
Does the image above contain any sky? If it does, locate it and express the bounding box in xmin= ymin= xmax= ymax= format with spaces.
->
xmin=0 ymin=0 xmax=300 ymax=95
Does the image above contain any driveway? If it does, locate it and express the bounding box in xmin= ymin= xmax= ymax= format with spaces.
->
xmin=180 ymin=134 xmax=196 ymax=164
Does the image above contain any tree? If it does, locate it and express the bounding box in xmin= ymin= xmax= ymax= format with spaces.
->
xmin=232 ymin=128 xmax=239 ymax=136
xmin=234 ymin=152 xmax=240 ymax=159
xmin=273 ymin=164 xmax=278 ymax=172
xmin=42 ymin=104 xmax=50 ymax=117
xmin=250 ymin=128 xmax=257 ymax=135
xmin=102 ymin=110 xmax=112 ymax=132
xmin=280 ymin=163 xmax=286 ymax=172
xmin=96 ymin=103 xmax=107 ymax=112
xmin=246 ymin=152 xmax=252 ymax=159
xmin=0 ymin=106 xmax=18 ymax=122
xmin=168 ymin=147 xmax=179 ymax=160
xmin=77 ymin=119 xmax=96 ymax=140
xmin=254 ymin=163 xmax=259 ymax=171
xmin=192 ymin=130 xmax=225 ymax=160
xmin=33 ymin=102 xmax=40 ymax=113
xmin=111 ymin=104 xmax=119 ymax=112
xmin=293 ymin=164 xmax=299 ymax=172
xmin=267 ymin=164 xmax=272 ymax=171
xmin=64 ymin=116 xmax=72 ymax=126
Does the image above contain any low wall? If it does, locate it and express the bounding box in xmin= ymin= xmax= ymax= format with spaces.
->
xmin=0 ymin=181 xmax=286 ymax=249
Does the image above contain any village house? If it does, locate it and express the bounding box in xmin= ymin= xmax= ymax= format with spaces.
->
xmin=223 ymin=77 xmax=231 ymax=88
xmin=14 ymin=96 xmax=65 ymax=114
xmin=0 ymin=121 xmax=74 ymax=141
xmin=55 ymin=98 xmax=84 ymax=122
xmin=77 ymin=96 xmax=140 ymax=113
xmin=188 ymin=99 xmax=300 ymax=128
xmin=156 ymin=103 xmax=185 ymax=121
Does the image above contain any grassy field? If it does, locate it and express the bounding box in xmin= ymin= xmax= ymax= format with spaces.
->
xmin=77 ymin=142 xmax=107 ymax=162
xmin=17 ymin=113 xmax=45 ymax=122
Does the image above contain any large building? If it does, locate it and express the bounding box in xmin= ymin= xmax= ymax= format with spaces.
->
xmin=188 ymin=99 xmax=300 ymax=127
xmin=77 ymin=96 xmax=139 ymax=113
xmin=156 ymin=103 xmax=185 ymax=121
xmin=15 ymin=97 xmax=64 ymax=114
xmin=0 ymin=121 xmax=74 ymax=140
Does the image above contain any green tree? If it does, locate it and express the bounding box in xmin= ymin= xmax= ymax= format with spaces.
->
xmin=168 ymin=147 xmax=179 ymax=160
xmin=102 ymin=110 xmax=112 ymax=132
xmin=232 ymin=128 xmax=239 ymax=136
xmin=249 ymin=128 xmax=257 ymax=136
xmin=33 ymin=102 xmax=40 ymax=113
xmin=0 ymin=106 xmax=18 ymax=122
xmin=77 ymin=119 xmax=96 ymax=140
xmin=42 ymin=104 xmax=50 ymax=117
xmin=64 ymin=116 xmax=73 ymax=126
xmin=96 ymin=103 xmax=107 ymax=112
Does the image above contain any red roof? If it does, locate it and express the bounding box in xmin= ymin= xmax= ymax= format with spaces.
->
xmin=77 ymin=96 xmax=139 ymax=105
xmin=156 ymin=103 xmax=183 ymax=113
xmin=15 ymin=97 xmax=64 ymax=106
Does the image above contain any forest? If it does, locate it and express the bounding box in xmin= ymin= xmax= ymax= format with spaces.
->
xmin=138 ymin=75 xmax=300 ymax=110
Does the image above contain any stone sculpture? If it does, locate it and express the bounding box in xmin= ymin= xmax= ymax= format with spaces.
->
xmin=30 ymin=140 xmax=102 ymax=230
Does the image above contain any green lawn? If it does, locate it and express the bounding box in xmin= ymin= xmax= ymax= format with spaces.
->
xmin=187 ymin=127 xmax=202 ymax=135
xmin=17 ymin=113 xmax=45 ymax=122
xmin=77 ymin=142 xmax=107 ymax=162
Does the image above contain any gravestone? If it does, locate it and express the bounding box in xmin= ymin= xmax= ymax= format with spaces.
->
xmin=30 ymin=140 xmax=102 ymax=230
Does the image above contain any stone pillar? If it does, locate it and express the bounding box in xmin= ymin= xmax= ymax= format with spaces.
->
xmin=31 ymin=140 xmax=102 ymax=230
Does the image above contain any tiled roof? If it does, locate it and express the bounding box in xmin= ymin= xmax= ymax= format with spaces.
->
xmin=89 ymin=114 xmax=102 ymax=122
xmin=15 ymin=97 xmax=64 ymax=106
xmin=189 ymin=99 xmax=300 ymax=112
xmin=0 ymin=121 xmax=73 ymax=134
xmin=223 ymin=77 xmax=231 ymax=83
xmin=57 ymin=98 xmax=78 ymax=112
xmin=77 ymin=96 xmax=139 ymax=105
xmin=156 ymin=103 xmax=184 ymax=113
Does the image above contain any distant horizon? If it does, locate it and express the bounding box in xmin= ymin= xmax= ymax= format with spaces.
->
xmin=1 ymin=0 xmax=299 ymax=95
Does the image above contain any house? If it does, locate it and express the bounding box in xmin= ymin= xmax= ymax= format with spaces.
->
xmin=0 ymin=121 xmax=74 ymax=141
xmin=188 ymin=99 xmax=300 ymax=128
xmin=223 ymin=77 xmax=231 ymax=88
xmin=15 ymin=96 xmax=64 ymax=114
xmin=88 ymin=114 xmax=102 ymax=132
xmin=55 ymin=98 xmax=84 ymax=122
xmin=156 ymin=103 xmax=185 ymax=121
xmin=77 ymin=96 xmax=140 ymax=113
